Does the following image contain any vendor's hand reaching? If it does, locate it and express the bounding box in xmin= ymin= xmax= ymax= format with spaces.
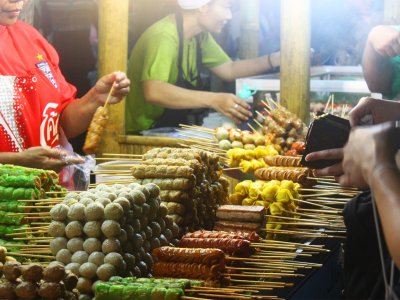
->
xmin=368 ymin=25 xmax=400 ymax=57
xmin=349 ymin=97 xmax=400 ymax=126
xmin=211 ymin=93 xmax=252 ymax=124
xmin=94 ymin=71 xmax=130 ymax=105
xmin=339 ymin=122 xmax=400 ymax=188
xmin=17 ymin=147 xmax=84 ymax=173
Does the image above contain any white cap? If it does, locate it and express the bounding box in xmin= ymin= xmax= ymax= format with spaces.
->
xmin=177 ymin=0 xmax=212 ymax=9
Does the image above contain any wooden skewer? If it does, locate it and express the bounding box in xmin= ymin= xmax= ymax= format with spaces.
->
xmin=255 ymin=110 xmax=266 ymax=120
xmin=179 ymin=124 xmax=214 ymax=133
xmin=95 ymin=157 xmax=139 ymax=161
xmin=181 ymin=296 xmax=210 ymax=300
xmin=258 ymin=239 xmax=326 ymax=249
xmin=189 ymin=286 xmax=259 ymax=293
xmin=266 ymin=214 xmax=329 ymax=224
xmin=281 ymin=209 xmax=329 ymax=221
xmin=297 ymin=207 xmax=341 ymax=215
xmin=195 ymin=293 xmax=251 ymax=299
xmin=6 ymin=231 xmax=48 ymax=237
xmin=18 ymin=206 xmax=53 ymax=209
xmin=295 ymin=198 xmax=341 ymax=211
xmin=229 ymin=278 xmax=289 ymax=287
xmin=7 ymin=252 xmax=53 ymax=259
xmin=102 ymin=153 xmax=143 ymax=158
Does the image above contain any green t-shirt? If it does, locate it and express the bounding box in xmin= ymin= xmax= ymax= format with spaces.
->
xmin=125 ymin=16 xmax=231 ymax=134
xmin=387 ymin=25 xmax=400 ymax=100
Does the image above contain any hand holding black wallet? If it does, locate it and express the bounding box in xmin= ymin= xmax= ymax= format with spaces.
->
xmin=301 ymin=114 xmax=351 ymax=169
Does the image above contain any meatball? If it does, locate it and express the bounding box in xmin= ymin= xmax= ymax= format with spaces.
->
xmin=50 ymin=237 xmax=68 ymax=256
xmin=83 ymin=238 xmax=102 ymax=254
xmin=79 ymin=262 xmax=97 ymax=280
xmin=104 ymin=252 xmax=123 ymax=269
xmin=15 ymin=281 xmax=38 ymax=300
xmin=0 ymin=281 xmax=15 ymax=299
xmin=102 ymin=238 xmax=121 ymax=254
xmin=65 ymin=263 xmax=81 ymax=277
xmin=56 ymin=249 xmax=72 ymax=265
xmin=76 ymin=277 xmax=92 ymax=294
xmin=71 ymin=251 xmax=89 ymax=265
xmin=67 ymin=238 xmax=84 ymax=253
xmin=38 ymin=282 xmax=61 ymax=300
xmin=135 ymin=186 xmax=150 ymax=200
xmin=88 ymin=252 xmax=105 ymax=266
xmin=96 ymin=263 xmax=116 ymax=281
xmin=101 ymin=220 xmax=121 ymax=238
xmin=79 ymin=198 xmax=94 ymax=207
xmin=144 ymin=183 xmax=160 ymax=198
xmin=84 ymin=203 xmax=104 ymax=221
xmin=48 ymin=221 xmax=66 ymax=238
xmin=43 ymin=262 xmax=65 ymax=282
xmin=83 ymin=221 xmax=102 ymax=238
xmin=0 ymin=246 xmax=7 ymax=263
xmin=129 ymin=190 xmax=146 ymax=205
xmin=65 ymin=221 xmax=83 ymax=239
xmin=113 ymin=197 xmax=130 ymax=212
xmin=50 ymin=204 xmax=69 ymax=222
xmin=95 ymin=197 xmax=111 ymax=208
xmin=3 ymin=261 xmax=21 ymax=281
xmin=68 ymin=203 xmax=86 ymax=222
xmin=104 ymin=203 xmax=124 ymax=221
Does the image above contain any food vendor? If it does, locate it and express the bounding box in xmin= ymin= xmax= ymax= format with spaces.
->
xmin=0 ymin=0 xmax=130 ymax=171
xmin=125 ymin=0 xmax=281 ymax=134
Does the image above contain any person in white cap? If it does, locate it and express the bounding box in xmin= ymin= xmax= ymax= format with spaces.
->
xmin=125 ymin=0 xmax=281 ymax=134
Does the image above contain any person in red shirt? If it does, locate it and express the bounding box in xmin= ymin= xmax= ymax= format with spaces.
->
xmin=0 ymin=0 xmax=130 ymax=171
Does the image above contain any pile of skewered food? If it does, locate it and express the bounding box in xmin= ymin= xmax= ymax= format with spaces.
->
xmin=152 ymin=246 xmax=226 ymax=286
xmin=0 ymin=260 xmax=79 ymax=300
xmin=255 ymin=167 xmax=315 ymax=187
xmin=0 ymin=164 xmax=64 ymax=240
xmin=261 ymin=101 xmax=307 ymax=153
xmin=95 ymin=277 xmax=204 ymax=300
xmin=214 ymin=127 xmax=271 ymax=150
xmin=83 ymin=106 xmax=109 ymax=155
xmin=51 ymin=183 xmax=179 ymax=298
xmin=226 ymin=146 xmax=279 ymax=172
xmin=132 ymin=148 xmax=229 ymax=234
xmin=229 ymin=180 xmax=301 ymax=239
xmin=214 ymin=205 xmax=266 ymax=234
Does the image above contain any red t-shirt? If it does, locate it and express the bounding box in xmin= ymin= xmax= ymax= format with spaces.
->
xmin=0 ymin=21 xmax=77 ymax=152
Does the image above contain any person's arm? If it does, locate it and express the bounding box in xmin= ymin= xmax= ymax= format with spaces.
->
xmin=60 ymin=71 xmax=130 ymax=139
xmin=362 ymin=25 xmax=400 ymax=94
xmin=143 ymin=80 xmax=251 ymax=123
xmin=211 ymin=52 xmax=280 ymax=82
xmin=0 ymin=147 xmax=82 ymax=172
xmin=370 ymin=163 xmax=400 ymax=268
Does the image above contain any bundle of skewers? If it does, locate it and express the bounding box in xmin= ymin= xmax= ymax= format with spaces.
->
xmin=130 ymin=148 xmax=229 ymax=234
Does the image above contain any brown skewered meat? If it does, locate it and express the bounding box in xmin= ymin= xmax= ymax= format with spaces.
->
xmin=254 ymin=167 xmax=315 ymax=187
xmin=83 ymin=106 xmax=109 ymax=154
xmin=131 ymin=165 xmax=194 ymax=179
xmin=264 ymin=155 xmax=302 ymax=167
xmin=15 ymin=281 xmax=38 ymax=300
xmin=38 ymin=282 xmax=61 ymax=300
xmin=152 ymin=247 xmax=225 ymax=265
xmin=3 ymin=261 xmax=21 ymax=282
xmin=134 ymin=177 xmax=195 ymax=190
xmin=178 ymin=237 xmax=251 ymax=256
xmin=153 ymin=261 xmax=223 ymax=280
xmin=21 ymin=263 xmax=43 ymax=283
xmin=159 ymin=190 xmax=189 ymax=203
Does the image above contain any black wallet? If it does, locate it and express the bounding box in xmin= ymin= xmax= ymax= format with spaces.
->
xmin=301 ymin=114 xmax=351 ymax=169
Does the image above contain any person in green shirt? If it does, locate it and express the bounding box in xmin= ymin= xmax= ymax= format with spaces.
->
xmin=125 ymin=0 xmax=281 ymax=134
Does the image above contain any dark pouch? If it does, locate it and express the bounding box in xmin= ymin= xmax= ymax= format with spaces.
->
xmin=301 ymin=114 xmax=351 ymax=169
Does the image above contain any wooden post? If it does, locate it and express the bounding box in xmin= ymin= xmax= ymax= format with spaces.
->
xmin=384 ymin=0 xmax=400 ymax=24
xmin=280 ymin=0 xmax=311 ymax=123
xmin=98 ymin=0 xmax=129 ymax=155
xmin=238 ymin=0 xmax=260 ymax=59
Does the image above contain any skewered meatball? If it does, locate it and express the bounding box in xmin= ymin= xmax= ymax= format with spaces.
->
xmin=79 ymin=198 xmax=94 ymax=207
xmin=56 ymin=249 xmax=72 ymax=265
xmin=79 ymin=262 xmax=97 ymax=280
xmin=15 ymin=281 xmax=38 ymax=300
xmin=68 ymin=203 xmax=86 ymax=222
xmin=0 ymin=281 xmax=15 ymax=299
xmin=104 ymin=203 xmax=124 ymax=221
xmin=65 ymin=221 xmax=83 ymax=239
xmin=83 ymin=221 xmax=102 ymax=238
xmin=144 ymin=183 xmax=160 ymax=198
xmin=67 ymin=238 xmax=84 ymax=253
xmin=129 ymin=190 xmax=146 ymax=205
xmin=88 ymin=252 xmax=105 ymax=266
xmin=84 ymin=203 xmax=104 ymax=221
xmin=113 ymin=198 xmax=130 ymax=213
xmin=48 ymin=221 xmax=66 ymax=238
xmin=22 ymin=263 xmax=43 ymax=283
xmin=38 ymin=282 xmax=61 ymax=300
xmin=96 ymin=263 xmax=116 ymax=281
xmin=65 ymin=263 xmax=81 ymax=277
xmin=104 ymin=252 xmax=123 ymax=269
xmin=43 ymin=262 xmax=65 ymax=282
xmin=76 ymin=277 xmax=92 ymax=294
xmin=3 ymin=261 xmax=21 ymax=281
xmin=95 ymin=197 xmax=111 ymax=207
xmin=50 ymin=237 xmax=68 ymax=256
xmin=71 ymin=251 xmax=89 ymax=265
xmin=83 ymin=238 xmax=102 ymax=254
xmin=102 ymin=238 xmax=121 ymax=254
xmin=101 ymin=220 xmax=121 ymax=238
xmin=50 ymin=204 xmax=69 ymax=222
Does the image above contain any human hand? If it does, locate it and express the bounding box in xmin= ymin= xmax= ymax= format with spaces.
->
xmin=338 ymin=122 xmax=400 ymax=188
xmin=211 ymin=93 xmax=252 ymax=124
xmin=305 ymin=148 xmax=344 ymax=179
xmin=17 ymin=147 xmax=84 ymax=173
xmin=94 ymin=71 xmax=130 ymax=105
xmin=349 ymin=97 xmax=400 ymax=126
xmin=269 ymin=51 xmax=280 ymax=69
xmin=368 ymin=25 xmax=400 ymax=57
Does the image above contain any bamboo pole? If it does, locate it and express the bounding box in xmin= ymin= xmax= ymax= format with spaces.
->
xmin=280 ymin=0 xmax=311 ymax=122
xmin=97 ymin=0 xmax=129 ymax=155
